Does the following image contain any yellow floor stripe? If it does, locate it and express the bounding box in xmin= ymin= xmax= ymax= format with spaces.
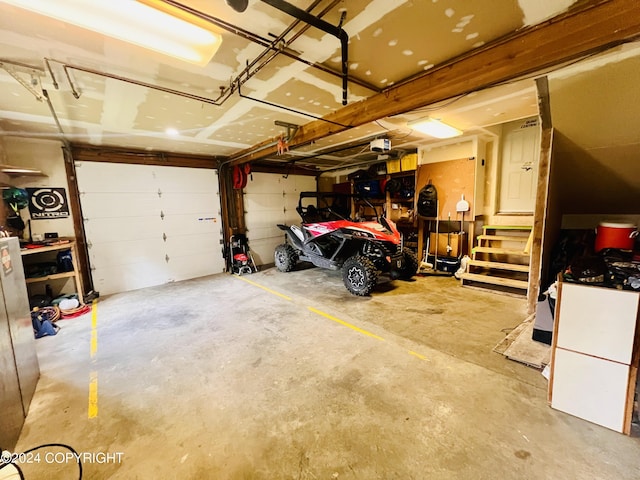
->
xmin=308 ymin=306 xmax=385 ymax=341
xmin=88 ymin=371 xmax=98 ymax=419
xmin=233 ymin=276 xmax=430 ymax=362
xmin=409 ymin=350 xmax=427 ymax=360
xmin=91 ymin=299 xmax=98 ymax=329
xmin=90 ymin=330 xmax=97 ymax=358
xmin=234 ymin=275 xmax=292 ymax=301
xmin=89 ymin=299 xmax=98 ymax=418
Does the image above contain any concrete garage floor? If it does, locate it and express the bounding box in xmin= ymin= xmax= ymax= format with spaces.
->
xmin=11 ymin=267 xmax=640 ymax=479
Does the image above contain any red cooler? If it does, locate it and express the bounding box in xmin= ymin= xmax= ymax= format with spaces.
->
xmin=594 ymin=222 xmax=638 ymax=252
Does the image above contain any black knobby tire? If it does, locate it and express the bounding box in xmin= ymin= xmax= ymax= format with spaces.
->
xmin=399 ymin=248 xmax=419 ymax=279
xmin=342 ymin=255 xmax=378 ymax=296
xmin=274 ymin=244 xmax=298 ymax=272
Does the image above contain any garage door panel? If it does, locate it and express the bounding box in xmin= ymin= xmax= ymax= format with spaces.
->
xmin=161 ymin=214 xmax=220 ymax=237
xmin=246 ymin=237 xmax=281 ymax=266
xmin=76 ymin=162 xmax=159 ymax=192
xmin=80 ymin=192 xmax=160 ymax=218
xmin=245 ymin=173 xmax=287 ymax=194
xmin=244 ymin=193 xmax=287 ymax=213
xmin=159 ymin=192 xmax=220 ymax=215
xmin=294 ymin=176 xmax=316 ymax=192
xmin=244 ymin=172 xmax=315 ymax=266
xmin=92 ymin=263 xmax=170 ymax=296
xmin=84 ymin=216 xmax=163 ymax=243
xmin=166 ymin=254 xmax=222 ymax=282
xmin=76 ymin=162 xmax=223 ymax=294
xmin=246 ymin=225 xmax=281 ymax=241
xmin=153 ymin=167 xmax=219 ymax=192
xmin=163 ymin=234 xmax=221 ymax=257
xmin=88 ymin=239 xmax=165 ymax=269
xmin=245 ymin=209 xmax=283 ymax=229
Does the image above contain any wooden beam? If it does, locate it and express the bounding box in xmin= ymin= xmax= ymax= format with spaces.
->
xmin=230 ymin=0 xmax=640 ymax=165
xmin=536 ymin=77 xmax=553 ymax=130
xmin=527 ymin=127 xmax=554 ymax=315
xmin=250 ymin=162 xmax=319 ymax=176
xmin=62 ymin=145 xmax=93 ymax=296
xmin=71 ymin=144 xmax=222 ymax=169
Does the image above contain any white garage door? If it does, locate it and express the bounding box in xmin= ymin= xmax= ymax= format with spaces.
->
xmin=75 ymin=162 xmax=224 ymax=295
xmin=244 ymin=172 xmax=316 ymax=265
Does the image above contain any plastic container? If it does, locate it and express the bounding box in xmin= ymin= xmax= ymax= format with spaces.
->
xmin=594 ymin=222 xmax=638 ymax=252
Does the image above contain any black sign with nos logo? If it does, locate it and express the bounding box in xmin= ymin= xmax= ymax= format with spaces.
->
xmin=26 ymin=188 xmax=70 ymax=219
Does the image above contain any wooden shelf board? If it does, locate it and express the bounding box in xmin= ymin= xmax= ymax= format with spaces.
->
xmin=21 ymin=240 xmax=74 ymax=256
xmin=25 ymin=271 xmax=76 ymax=284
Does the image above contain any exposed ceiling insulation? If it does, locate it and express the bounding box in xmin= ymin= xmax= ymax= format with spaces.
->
xmin=0 ymin=0 xmax=636 ymax=171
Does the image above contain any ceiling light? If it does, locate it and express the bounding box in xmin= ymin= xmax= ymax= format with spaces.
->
xmin=408 ymin=117 xmax=463 ymax=138
xmin=165 ymin=127 xmax=179 ymax=136
xmin=1 ymin=0 xmax=222 ymax=66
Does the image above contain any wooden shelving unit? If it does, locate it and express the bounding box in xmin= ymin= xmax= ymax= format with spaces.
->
xmin=21 ymin=239 xmax=84 ymax=300
xmin=351 ymin=170 xmax=418 ymax=252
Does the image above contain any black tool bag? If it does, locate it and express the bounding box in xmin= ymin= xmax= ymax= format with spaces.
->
xmin=417 ymin=183 xmax=438 ymax=218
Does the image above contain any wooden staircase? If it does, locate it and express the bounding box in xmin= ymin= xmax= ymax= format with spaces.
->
xmin=461 ymin=225 xmax=532 ymax=295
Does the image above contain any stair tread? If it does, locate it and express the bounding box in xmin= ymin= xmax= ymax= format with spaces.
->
xmin=482 ymin=225 xmax=532 ymax=231
xmin=468 ymin=260 xmax=530 ymax=272
xmin=461 ymin=272 xmax=528 ymax=289
xmin=477 ymin=234 xmax=529 ymax=242
xmin=472 ymin=246 xmax=530 ymax=255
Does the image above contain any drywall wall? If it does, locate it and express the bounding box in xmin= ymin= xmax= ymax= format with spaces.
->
xmin=3 ymin=137 xmax=75 ymax=239
xmin=419 ymin=140 xmax=475 ymax=164
xmin=548 ymin=51 xmax=640 ymax=215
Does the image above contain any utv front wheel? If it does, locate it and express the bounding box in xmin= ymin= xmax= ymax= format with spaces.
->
xmin=275 ymin=244 xmax=298 ymax=272
xmin=342 ymin=255 xmax=378 ymax=296
xmin=399 ymin=248 xmax=419 ymax=279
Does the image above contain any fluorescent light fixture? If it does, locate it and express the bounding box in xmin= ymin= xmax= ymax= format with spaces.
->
xmin=165 ymin=127 xmax=179 ymax=136
xmin=408 ymin=117 xmax=463 ymax=138
xmin=1 ymin=0 xmax=222 ymax=66
xmin=0 ymin=165 xmax=45 ymax=175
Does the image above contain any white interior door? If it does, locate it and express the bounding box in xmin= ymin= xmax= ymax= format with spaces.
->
xmin=244 ymin=172 xmax=316 ymax=265
xmin=498 ymin=117 xmax=541 ymax=213
xmin=75 ymin=162 xmax=224 ymax=295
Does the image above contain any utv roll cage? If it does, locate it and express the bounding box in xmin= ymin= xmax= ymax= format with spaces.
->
xmin=297 ymin=191 xmax=381 ymax=223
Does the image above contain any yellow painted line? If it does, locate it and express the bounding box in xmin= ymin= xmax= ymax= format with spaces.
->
xmin=90 ymin=330 xmax=98 ymax=358
xmin=233 ymin=276 xmax=428 ymax=362
xmin=307 ymin=306 xmax=385 ymax=341
xmin=90 ymin=299 xmax=98 ymax=357
xmin=89 ymin=299 xmax=98 ymax=418
xmin=88 ymin=371 xmax=98 ymax=419
xmin=234 ymin=275 xmax=292 ymax=301
xmin=91 ymin=299 xmax=98 ymax=328
xmin=409 ymin=350 xmax=427 ymax=360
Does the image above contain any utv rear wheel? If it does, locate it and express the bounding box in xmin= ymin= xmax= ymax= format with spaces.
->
xmin=275 ymin=244 xmax=298 ymax=272
xmin=343 ymin=255 xmax=378 ymax=296
xmin=399 ymin=248 xmax=419 ymax=279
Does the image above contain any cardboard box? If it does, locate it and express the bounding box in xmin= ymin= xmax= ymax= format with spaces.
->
xmin=428 ymin=232 xmax=462 ymax=257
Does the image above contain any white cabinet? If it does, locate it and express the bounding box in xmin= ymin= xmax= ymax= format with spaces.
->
xmin=549 ymin=281 xmax=640 ymax=434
